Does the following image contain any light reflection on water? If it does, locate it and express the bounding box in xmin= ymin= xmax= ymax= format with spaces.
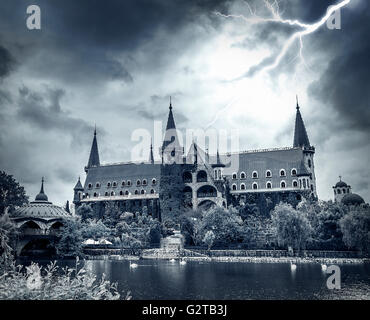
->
xmin=19 ymin=259 xmax=370 ymax=300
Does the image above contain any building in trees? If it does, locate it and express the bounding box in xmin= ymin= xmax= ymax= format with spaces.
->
xmin=333 ymin=176 xmax=365 ymax=206
xmin=74 ymin=98 xmax=317 ymax=221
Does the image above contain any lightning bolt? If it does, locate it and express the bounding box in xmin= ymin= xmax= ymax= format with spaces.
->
xmin=206 ymin=0 xmax=351 ymax=129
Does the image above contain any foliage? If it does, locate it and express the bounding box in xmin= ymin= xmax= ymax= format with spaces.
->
xmin=0 ymin=259 xmax=128 ymax=300
xmin=82 ymin=219 xmax=111 ymax=241
xmin=340 ymin=207 xmax=370 ymax=254
xmin=271 ymin=202 xmax=312 ymax=252
xmin=76 ymin=203 xmax=94 ymax=221
xmin=200 ymin=206 xmax=243 ymax=247
xmin=203 ymin=230 xmax=215 ymax=251
xmin=0 ymin=171 xmax=28 ymax=216
xmin=56 ymin=218 xmax=85 ymax=258
xmin=0 ymin=211 xmax=18 ymax=271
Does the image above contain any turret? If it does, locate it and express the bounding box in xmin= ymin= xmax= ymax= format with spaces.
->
xmin=73 ymin=177 xmax=84 ymax=204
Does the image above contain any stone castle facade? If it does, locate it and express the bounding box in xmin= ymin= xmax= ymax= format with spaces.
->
xmin=73 ymin=99 xmax=317 ymax=221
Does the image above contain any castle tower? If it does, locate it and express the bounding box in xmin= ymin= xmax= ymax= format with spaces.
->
xmin=73 ymin=177 xmax=84 ymax=205
xmin=149 ymin=140 xmax=154 ymax=164
xmin=85 ymin=126 xmax=100 ymax=173
xmin=333 ymin=176 xmax=351 ymax=203
xmin=293 ymin=97 xmax=317 ymax=198
xmin=161 ymin=98 xmax=183 ymax=164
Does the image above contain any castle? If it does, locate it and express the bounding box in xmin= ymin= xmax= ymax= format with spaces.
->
xmin=73 ymin=99 xmax=317 ymax=221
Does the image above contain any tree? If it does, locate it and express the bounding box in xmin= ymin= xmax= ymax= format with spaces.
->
xmin=76 ymin=203 xmax=94 ymax=221
xmin=203 ymin=230 xmax=215 ymax=251
xmin=271 ymin=203 xmax=312 ymax=254
xmin=340 ymin=207 xmax=370 ymax=254
xmin=55 ymin=218 xmax=84 ymax=258
xmin=0 ymin=171 xmax=28 ymax=216
xmin=0 ymin=210 xmax=18 ymax=271
xmin=82 ymin=220 xmax=112 ymax=242
xmin=200 ymin=206 xmax=243 ymax=247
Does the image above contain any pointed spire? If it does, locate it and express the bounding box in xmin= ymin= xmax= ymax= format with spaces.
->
xmin=87 ymin=126 xmax=100 ymax=169
xmin=165 ymin=97 xmax=176 ymax=130
xmin=212 ymin=149 xmax=225 ymax=167
xmin=149 ymin=139 xmax=154 ymax=164
xmin=35 ymin=177 xmax=49 ymax=202
xmin=162 ymin=97 xmax=182 ymax=160
xmin=293 ymin=98 xmax=310 ymax=148
xmin=74 ymin=176 xmax=84 ymax=190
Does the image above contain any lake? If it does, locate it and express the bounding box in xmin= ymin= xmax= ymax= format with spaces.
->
xmin=18 ymin=259 xmax=370 ymax=300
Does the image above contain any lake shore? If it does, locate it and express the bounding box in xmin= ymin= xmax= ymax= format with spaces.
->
xmin=86 ymin=254 xmax=368 ymax=264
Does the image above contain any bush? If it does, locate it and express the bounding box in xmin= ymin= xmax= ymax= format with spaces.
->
xmin=0 ymin=259 xmax=128 ymax=300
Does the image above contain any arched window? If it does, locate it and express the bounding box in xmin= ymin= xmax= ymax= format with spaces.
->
xmin=152 ymin=178 xmax=157 ymax=185
xmin=252 ymin=171 xmax=258 ymax=179
xmin=337 ymin=189 xmax=341 ymax=194
xmin=240 ymin=183 xmax=246 ymax=190
xmin=183 ymin=172 xmax=192 ymax=183
xmin=150 ymin=189 xmax=155 ymax=194
xmin=93 ymin=192 xmax=98 ymax=197
xmin=281 ymin=181 xmax=286 ymax=188
xmin=266 ymin=170 xmax=272 ymax=178
xmin=232 ymin=183 xmax=237 ymax=191
xmin=280 ymin=169 xmax=286 ymax=177
xmin=125 ymin=190 xmax=129 ymax=195
xmin=134 ymin=190 xmax=139 ymax=195
xmin=88 ymin=183 xmax=92 ymax=189
xmin=121 ymin=181 xmax=125 ymax=187
xmin=308 ymin=159 xmax=312 ymax=168
xmin=232 ymin=173 xmax=237 ymax=180
xmin=252 ymin=182 xmax=258 ymax=190
xmin=291 ymin=168 xmax=297 ymax=176
xmin=196 ymin=170 xmax=207 ymax=182
xmin=218 ymin=169 xmax=221 ymax=179
xmin=214 ymin=170 xmax=218 ymax=180
xmin=136 ymin=179 xmax=141 ymax=186
xmin=105 ymin=191 xmax=109 ymax=196
xmin=112 ymin=181 xmax=117 ymax=187
xmin=96 ymin=182 xmax=101 ymax=188
xmin=240 ymin=172 xmax=246 ymax=179
xmin=127 ymin=180 xmax=131 ymax=186
xmin=119 ymin=191 xmax=123 ymax=196
xmin=141 ymin=189 xmax=145 ymax=194
xmin=266 ymin=182 xmax=272 ymax=189
xmin=293 ymin=180 xmax=298 ymax=188
xmin=111 ymin=191 xmax=115 ymax=196
xmin=107 ymin=182 xmax=111 ymax=188
xmin=342 ymin=188 xmax=346 ymax=194
xmin=311 ymin=184 xmax=314 ymax=191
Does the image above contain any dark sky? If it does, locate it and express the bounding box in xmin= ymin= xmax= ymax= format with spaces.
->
xmin=0 ymin=0 xmax=369 ymax=206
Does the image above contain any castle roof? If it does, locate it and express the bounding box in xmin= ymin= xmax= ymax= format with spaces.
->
xmin=293 ymin=98 xmax=311 ymax=149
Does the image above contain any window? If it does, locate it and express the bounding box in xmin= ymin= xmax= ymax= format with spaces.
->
xmin=281 ymin=181 xmax=286 ymax=188
xmin=105 ymin=191 xmax=109 ymax=196
xmin=150 ymin=189 xmax=155 ymax=194
xmin=119 ymin=191 xmax=123 ymax=196
xmin=214 ymin=170 xmax=218 ymax=180
xmin=152 ymin=178 xmax=157 ymax=185
xmin=311 ymin=185 xmax=314 ymax=191
xmin=96 ymin=182 xmax=101 ymax=188
xmin=252 ymin=171 xmax=258 ymax=179
xmin=232 ymin=183 xmax=237 ymax=191
xmin=280 ymin=169 xmax=286 ymax=177
xmin=293 ymin=180 xmax=298 ymax=188
xmin=196 ymin=170 xmax=207 ymax=182
xmin=112 ymin=181 xmax=117 ymax=187
xmin=342 ymin=188 xmax=346 ymax=194
xmin=142 ymin=179 xmax=147 ymax=186
xmin=88 ymin=183 xmax=92 ymax=189
xmin=266 ymin=182 xmax=272 ymax=189
xmin=232 ymin=173 xmax=237 ymax=180
xmin=291 ymin=168 xmax=297 ymax=176
xmin=240 ymin=183 xmax=246 ymax=190
xmin=127 ymin=180 xmax=131 ymax=186
xmin=266 ymin=170 xmax=272 ymax=178
xmin=121 ymin=181 xmax=125 ymax=187
xmin=252 ymin=182 xmax=258 ymax=190
xmin=308 ymin=159 xmax=312 ymax=168
xmin=141 ymin=189 xmax=145 ymax=194
xmin=134 ymin=190 xmax=139 ymax=195
xmin=240 ymin=172 xmax=246 ymax=179
xmin=111 ymin=191 xmax=115 ymax=196
xmin=107 ymin=182 xmax=111 ymax=188
xmin=93 ymin=192 xmax=98 ymax=197
xmin=125 ymin=190 xmax=129 ymax=195
xmin=136 ymin=179 xmax=141 ymax=186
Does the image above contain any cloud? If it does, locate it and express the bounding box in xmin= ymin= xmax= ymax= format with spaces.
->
xmin=0 ymin=45 xmax=14 ymax=78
